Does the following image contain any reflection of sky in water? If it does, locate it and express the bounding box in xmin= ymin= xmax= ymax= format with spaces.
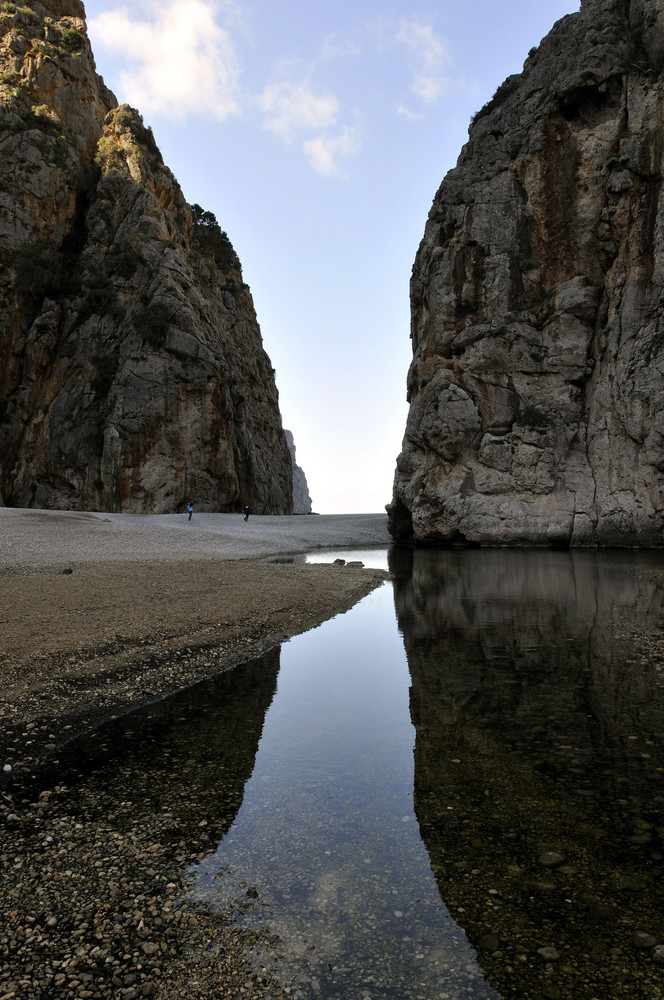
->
xmin=190 ymin=582 xmax=497 ymax=999
xmin=305 ymin=548 xmax=391 ymax=570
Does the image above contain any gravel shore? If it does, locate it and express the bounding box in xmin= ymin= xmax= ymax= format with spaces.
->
xmin=0 ymin=508 xmax=390 ymax=566
xmin=0 ymin=508 xmax=391 ymax=1000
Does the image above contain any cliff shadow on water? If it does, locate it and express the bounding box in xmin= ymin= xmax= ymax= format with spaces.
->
xmin=36 ymin=648 xmax=281 ymax=865
xmin=390 ymin=544 xmax=664 ymax=1000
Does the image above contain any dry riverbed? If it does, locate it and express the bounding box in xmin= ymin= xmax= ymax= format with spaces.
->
xmin=0 ymin=511 xmax=390 ymax=999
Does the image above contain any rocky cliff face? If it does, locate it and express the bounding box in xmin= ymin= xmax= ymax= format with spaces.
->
xmin=284 ymin=429 xmax=312 ymax=514
xmin=389 ymin=0 xmax=664 ymax=546
xmin=0 ymin=0 xmax=293 ymax=514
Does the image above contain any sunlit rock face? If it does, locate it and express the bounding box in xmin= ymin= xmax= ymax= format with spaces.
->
xmin=389 ymin=0 xmax=664 ymax=546
xmin=0 ymin=0 xmax=293 ymax=513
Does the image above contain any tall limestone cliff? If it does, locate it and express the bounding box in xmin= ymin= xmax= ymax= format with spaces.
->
xmin=0 ymin=0 xmax=293 ymax=514
xmin=389 ymin=0 xmax=664 ymax=546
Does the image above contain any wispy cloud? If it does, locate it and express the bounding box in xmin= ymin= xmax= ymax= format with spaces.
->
xmin=88 ymin=0 xmax=241 ymax=120
xmin=319 ymin=34 xmax=363 ymax=62
xmin=396 ymin=102 xmax=423 ymax=121
xmin=257 ymin=80 xmax=339 ymax=141
xmin=396 ymin=16 xmax=454 ymax=107
xmin=304 ymin=125 xmax=361 ymax=178
xmin=257 ymin=78 xmax=360 ymax=178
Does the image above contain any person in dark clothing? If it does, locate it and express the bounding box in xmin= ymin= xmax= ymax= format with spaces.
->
xmin=244 ymin=505 xmax=250 ymax=522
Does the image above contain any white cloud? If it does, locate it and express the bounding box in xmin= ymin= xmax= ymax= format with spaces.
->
xmin=304 ymin=126 xmax=361 ymax=178
xmin=257 ymin=78 xmax=360 ymax=177
xmin=89 ymin=2 xmax=362 ymax=176
xmin=396 ymin=102 xmax=423 ymax=121
xmin=396 ymin=17 xmax=454 ymax=106
xmin=88 ymin=0 xmax=241 ymax=120
xmin=257 ymin=80 xmax=339 ymax=141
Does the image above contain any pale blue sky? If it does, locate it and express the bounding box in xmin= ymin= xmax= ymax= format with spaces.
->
xmin=83 ymin=0 xmax=581 ymax=513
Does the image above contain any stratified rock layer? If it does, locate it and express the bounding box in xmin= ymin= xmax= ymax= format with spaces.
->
xmin=0 ymin=0 xmax=293 ymax=513
xmin=389 ymin=0 xmax=664 ymax=546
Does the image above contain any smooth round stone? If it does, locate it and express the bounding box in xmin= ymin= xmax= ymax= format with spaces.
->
xmin=537 ymin=851 xmax=565 ymax=867
xmin=632 ymin=931 xmax=658 ymax=949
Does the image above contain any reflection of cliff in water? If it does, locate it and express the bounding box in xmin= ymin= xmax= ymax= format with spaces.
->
xmin=60 ymin=649 xmax=281 ymax=860
xmin=390 ymin=547 xmax=664 ymax=1000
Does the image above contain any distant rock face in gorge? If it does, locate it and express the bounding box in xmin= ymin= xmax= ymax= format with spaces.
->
xmin=284 ymin=430 xmax=312 ymax=514
xmin=389 ymin=0 xmax=664 ymax=546
xmin=0 ymin=0 xmax=293 ymax=514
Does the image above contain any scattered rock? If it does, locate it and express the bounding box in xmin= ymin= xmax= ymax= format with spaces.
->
xmin=537 ymin=947 xmax=560 ymax=963
xmin=586 ymin=901 xmax=619 ymax=923
xmin=617 ymin=875 xmax=647 ymax=892
xmin=632 ymin=931 xmax=658 ymax=950
xmin=477 ymin=932 xmax=501 ymax=951
xmin=537 ymin=851 xmax=565 ymax=867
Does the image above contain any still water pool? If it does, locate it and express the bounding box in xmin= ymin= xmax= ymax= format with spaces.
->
xmin=189 ymin=562 xmax=493 ymax=999
xmin=62 ymin=548 xmax=664 ymax=999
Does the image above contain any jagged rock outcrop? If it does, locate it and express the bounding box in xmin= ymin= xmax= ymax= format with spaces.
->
xmin=389 ymin=0 xmax=664 ymax=546
xmin=284 ymin=429 xmax=312 ymax=513
xmin=0 ymin=0 xmax=293 ymax=513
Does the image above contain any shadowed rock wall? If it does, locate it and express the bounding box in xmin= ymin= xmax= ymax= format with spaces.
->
xmin=0 ymin=0 xmax=293 ymax=513
xmin=389 ymin=0 xmax=664 ymax=546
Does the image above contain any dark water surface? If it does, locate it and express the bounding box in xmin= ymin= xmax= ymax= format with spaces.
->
xmin=64 ymin=549 xmax=664 ymax=999
xmin=390 ymin=548 xmax=664 ymax=1000
xmin=190 ymin=557 xmax=493 ymax=999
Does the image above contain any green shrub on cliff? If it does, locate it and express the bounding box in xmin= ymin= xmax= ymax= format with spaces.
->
xmin=79 ymin=283 xmax=120 ymax=322
xmin=61 ymin=27 xmax=84 ymax=53
xmin=91 ymin=351 xmax=119 ymax=396
xmin=96 ymin=133 xmax=128 ymax=174
xmin=191 ymin=203 xmax=240 ymax=276
xmin=133 ymin=300 xmax=172 ymax=346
